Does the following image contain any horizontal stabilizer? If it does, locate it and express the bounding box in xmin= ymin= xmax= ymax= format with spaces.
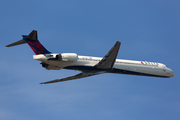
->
xmin=6 ymin=30 xmax=37 ymax=47
xmin=6 ymin=30 xmax=51 ymax=55
xmin=6 ymin=39 xmax=26 ymax=47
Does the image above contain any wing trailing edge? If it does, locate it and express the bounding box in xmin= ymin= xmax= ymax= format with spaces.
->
xmin=40 ymin=72 xmax=104 ymax=84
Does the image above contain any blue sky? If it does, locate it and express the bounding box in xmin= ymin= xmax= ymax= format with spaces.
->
xmin=0 ymin=0 xmax=180 ymax=120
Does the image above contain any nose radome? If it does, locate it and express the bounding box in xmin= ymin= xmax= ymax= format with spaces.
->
xmin=166 ymin=68 xmax=175 ymax=77
xmin=168 ymin=68 xmax=175 ymax=77
xmin=171 ymin=71 xmax=175 ymax=77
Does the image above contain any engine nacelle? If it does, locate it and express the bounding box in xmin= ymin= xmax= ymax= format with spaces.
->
xmin=54 ymin=53 xmax=78 ymax=62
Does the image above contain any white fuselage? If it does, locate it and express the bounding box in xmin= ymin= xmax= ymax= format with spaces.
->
xmin=33 ymin=53 xmax=175 ymax=78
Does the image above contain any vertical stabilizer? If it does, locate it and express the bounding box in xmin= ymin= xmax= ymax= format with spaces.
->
xmin=25 ymin=30 xmax=51 ymax=55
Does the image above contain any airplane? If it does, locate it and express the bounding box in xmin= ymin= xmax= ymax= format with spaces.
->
xmin=6 ymin=30 xmax=175 ymax=84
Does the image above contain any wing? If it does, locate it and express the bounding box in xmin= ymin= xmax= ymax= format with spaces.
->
xmin=40 ymin=72 xmax=104 ymax=84
xmin=40 ymin=41 xmax=120 ymax=84
xmin=94 ymin=41 xmax=121 ymax=69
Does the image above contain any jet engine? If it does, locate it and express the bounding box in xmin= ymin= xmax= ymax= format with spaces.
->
xmin=52 ymin=53 xmax=78 ymax=62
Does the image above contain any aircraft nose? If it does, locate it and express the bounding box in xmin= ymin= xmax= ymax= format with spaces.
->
xmin=170 ymin=71 xmax=175 ymax=77
xmin=168 ymin=69 xmax=175 ymax=77
xmin=166 ymin=68 xmax=175 ymax=77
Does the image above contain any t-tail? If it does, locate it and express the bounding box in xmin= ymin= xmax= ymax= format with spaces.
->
xmin=6 ymin=30 xmax=51 ymax=55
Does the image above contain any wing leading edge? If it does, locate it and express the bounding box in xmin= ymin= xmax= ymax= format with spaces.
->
xmin=94 ymin=41 xmax=121 ymax=69
xmin=40 ymin=41 xmax=121 ymax=84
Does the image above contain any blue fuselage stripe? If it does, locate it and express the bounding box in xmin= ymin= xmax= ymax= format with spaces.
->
xmin=64 ymin=65 xmax=169 ymax=78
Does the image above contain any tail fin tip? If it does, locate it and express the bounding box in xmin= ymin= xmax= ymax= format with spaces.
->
xmin=27 ymin=30 xmax=38 ymax=40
